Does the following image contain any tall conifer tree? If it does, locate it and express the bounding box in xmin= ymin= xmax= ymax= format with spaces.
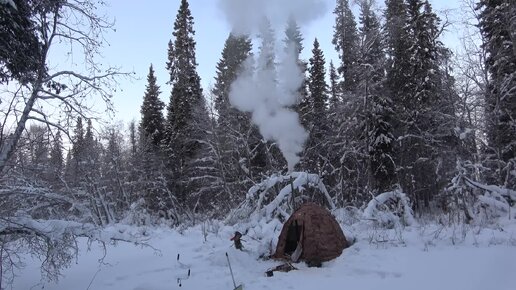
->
xmin=328 ymin=61 xmax=340 ymax=106
xmin=477 ymin=0 xmax=516 ymax=188
xmin=333 ymin=0 xmax=360 ymax=92
xmin=165 ymin=0 xmax=210 ymax=205
xmin=302 ymin=38 xmax=329 ymax=174
xmin=358 ymin=0 xmax=395 ymax=193
xmin=140 ymin=64 xmax=165 ymax=148
xmin=211 ymin=32 xmax=255 ymax=210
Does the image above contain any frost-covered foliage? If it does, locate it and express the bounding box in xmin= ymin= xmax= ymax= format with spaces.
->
xmin=0 ymin=216 xmax=148 ymax=285
xmin=466 ymin=178 xmax=516 ymax=202
xmin=475 ymin=192 xmax=511 ymax=220
xmin=121 ymin=198 xmax=154 ymax=226
xmin=224 ymin=172 xmax=339 ymax=259
xmin=363 ymin=189 xmax=416 ymax=228
xmin=443 ymin=163 xmax=515 ymax=225
xmin=0 ymin=170 xmax=150 ymax=286
xmin=226 ymin=172 xmax=335 ymax=225
xmin=465 ymin=178 xmax=516 ymax=224
xmin=477 ymin=0 xmax=516 ymax=190
xmin=441 ymin=161 xmax=478 ymax=225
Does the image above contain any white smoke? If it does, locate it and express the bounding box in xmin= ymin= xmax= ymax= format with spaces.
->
xmin=219 ymin=0 xmax=328 ymax=172
xmin=217 ymin=0 xmax=327 ymax=36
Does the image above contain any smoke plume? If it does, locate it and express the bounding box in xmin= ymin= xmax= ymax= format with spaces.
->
xmin=217 ymin=0 xmax=327 ymax=36
xmin=218 ymin=0 xmax=327 ymax=172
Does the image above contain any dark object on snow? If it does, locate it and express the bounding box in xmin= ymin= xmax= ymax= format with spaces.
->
xmin=306 ymin=260 xmax=322 ymax=268
xmin=265 ymin=262 xmax=297 ymax=277
xmin=176 ymin=254 xmax=191 ymax=287
xmin=230 ymin=231 xmax=244 ymax=250
xmin=273 ymin=202 xmax=348 ymax=265
xmin=226 ymin=252 xmax=244 ymax=290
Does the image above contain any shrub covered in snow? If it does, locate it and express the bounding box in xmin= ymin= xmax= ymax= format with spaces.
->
xmin=362 ymin=189 xmax=416 ymax=228
xmin=224 ymin=172 xmax=337 ymax=258
xmin=467 ymin=179 xmax=516 ymax=224
xmin=226 ymin=172 xmax=335 ymax=225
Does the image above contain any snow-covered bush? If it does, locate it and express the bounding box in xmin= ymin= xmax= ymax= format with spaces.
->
xmin=224 ymin=172 xmax=336 ymax=258
xmin=441 ymin=161 xmax=478 ymax=225
xmin=363 ymin=189 xmax=416 ymax=228
xmin=473 ymin=190 xmax=512 ymax=224
xmin=464 ymin=178 xmax=515 ymax=224
xmin=226 ymin=172 xmax=335 ymax=225
xmin=121 ymin=198 xmax=153 ymax=226
xmin=0 ymin=216 xmax=149 ymax=285
xmin=333 ymin=206 xmax=362 ymax=226
xmin=438 ymin=161 xmax=515 ymax=226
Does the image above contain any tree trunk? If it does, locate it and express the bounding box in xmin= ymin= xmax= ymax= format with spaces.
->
xmin=0 ymin=84 xmax=40 ymax=173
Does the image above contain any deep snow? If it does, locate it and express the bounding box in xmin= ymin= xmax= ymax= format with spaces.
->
xmin=12 ymin=218 xmax=516 ymax=290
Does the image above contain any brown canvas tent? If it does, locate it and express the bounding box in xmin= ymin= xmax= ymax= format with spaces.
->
xmin=273 ymin=203 xmax=348 ymax=264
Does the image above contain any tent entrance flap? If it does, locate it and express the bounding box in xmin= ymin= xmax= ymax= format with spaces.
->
xmin=284 ymin=220 xmax=302 ymax=255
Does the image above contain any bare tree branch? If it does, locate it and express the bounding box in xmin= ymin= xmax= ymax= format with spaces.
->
xmin=0 ymin=1 xmax=133 ymax=174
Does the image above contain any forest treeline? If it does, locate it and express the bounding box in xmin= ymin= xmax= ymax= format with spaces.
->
xmin=1 ymin=0 xmax=515 ymax=227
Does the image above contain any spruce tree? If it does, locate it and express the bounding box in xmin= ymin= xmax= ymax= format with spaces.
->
xmin=211 ymin=33 xmax=256 ymax=210
xmin=383 ymin=0 xmax=412 ymax=198
xmin=328 ymin=61 xmax=340 ymax=106
xmin=84 ymin=119 xmax=100 ymax=174
xmin=327 ymin=61 xmax=342 ymax=170
xmin=391 ymin=0 xmax=458 ymax=209
xmin=331 ymin=0 xmax=364 ymax=203
xmin=258 ymin=17 xmax=276 ymax=76
xmin=284 ymin=16 xmax=304 ymax=56
xmin=49 ymin=131 xmax=63 ymax=187
xmin=164 ymin=0 xmax=210 ymax=206
xmin=0 ymin=0 xmax=42 ymax=84
xmin=477 ymin=0 xmax=516 ymax=189
xmin=302 ymin=38 xmax=329 ymax=174
xmin=213 ymin=33 xmax=252 ymax=120
xmin=326 ymin=60 xmax=344 ymax=195
xmin=308 ymin=38 xmax=328 ymax=131
xmin=128 ymin=120 xmax=137 ymax=157
xmin=165 ymin=0 xmax=205 ymax=150
xmin=140 ymin=64 xmax=165 ymax=148
xmin=332 ymin=0 xmax=360 ymax=92
xmin=384 ymin=0 xmax=412 ymax=106
xmin=100 ymin=126 xmax=128 ymax=218
xmin=284 ymin=16 xmax=308 ymax=98
xmin=66 ymin=117 xmax=85 ymax=186
xmin=284 ymin=17 xmax=310 ymax=129
xmin=137 ymin=64 xmax=170 ymax=218
xmin=358 ymin=0 xmax=395 ymax=193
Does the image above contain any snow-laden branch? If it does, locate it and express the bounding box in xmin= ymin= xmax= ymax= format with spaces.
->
xmin=226 ymin=172 xmax=335 ymax=225
xmin=0 ymin=216 xmax=151 ymax=284
xmin=0 ymin=182 xmax=92 ymax=220
xmin=464 ymin=177 xmax=516 ymax=201
xmin=0 ymin=216 xmax=147 ymax=244
xmin=363 ymin=189 xmax=416 ymax=227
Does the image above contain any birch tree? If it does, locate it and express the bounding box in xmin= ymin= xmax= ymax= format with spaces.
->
xmin=0 ymin=0 xmax=129 ymax=174
xmin=0 ymin=0 xmax=136 ymax=286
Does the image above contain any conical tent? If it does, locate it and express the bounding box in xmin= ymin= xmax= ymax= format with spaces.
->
xmin=273 ymin=203 xmax=348 ymax=264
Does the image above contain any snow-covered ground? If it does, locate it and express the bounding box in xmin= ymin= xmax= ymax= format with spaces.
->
xmin=13 ymin=219 xmax=516 ymax=290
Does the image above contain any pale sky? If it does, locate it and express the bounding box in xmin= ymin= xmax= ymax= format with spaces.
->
xmin=95 ymin=0 xmax=462 ymax=126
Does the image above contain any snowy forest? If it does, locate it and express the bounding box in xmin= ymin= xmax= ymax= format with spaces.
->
xmin=1 ymin=0 xmax=515 ymax=288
